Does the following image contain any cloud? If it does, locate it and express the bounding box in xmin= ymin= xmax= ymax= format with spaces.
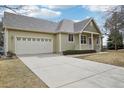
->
xmin=82 ymin=5 xmax=116 ymax=12
xmin=43 ymin=5 xmax=76 ymax=10
xmin=85 ymin=16 xmax=90 ymax=19
xmin=73 ymin=19 xmax=81 ymax=22
xmin=40 ymin=8 xmax=61 ymax=17
xmin=20 ymin=6 xmax=61 ymax=18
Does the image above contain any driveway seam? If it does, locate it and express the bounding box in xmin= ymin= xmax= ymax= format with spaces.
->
xmin=57 ymin=68 xmax=116 ymax=88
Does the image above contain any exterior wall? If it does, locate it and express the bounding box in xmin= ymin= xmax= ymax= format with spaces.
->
xmin=55 ymin=33 xmax=60 ymax=53
xmin=6 ymin=29 xmax=102 ymax=54
xmin=60 ymin=33 xmax=78 ymax=51
xmin=74 ymin=34 xmax=79 ymax=50
xmin=58 ymin=32 xmax=101 ymax=52
xmin=7 ymin=29 xmax=56 ymax=53
xmin=4 ymin=28 xmax=8 ymax=55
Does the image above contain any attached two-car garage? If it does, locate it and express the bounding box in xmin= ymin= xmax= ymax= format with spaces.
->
xmin=15 ymin=36 xmax=53 ymax=55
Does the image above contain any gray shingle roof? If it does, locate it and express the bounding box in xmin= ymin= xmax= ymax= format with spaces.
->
xmin=74 ymin=18 xmax=91 ymax=32
xmin=56 ymin=19 xmax=74 ymax=32
xmin=3 ymin=12 xmax=58 ymax=33
xmin=3 ymin=12 xmax=98 ymax=33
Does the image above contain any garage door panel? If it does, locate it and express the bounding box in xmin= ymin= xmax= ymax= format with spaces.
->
xmin=15 ymin=37 xmax=53 ymax=55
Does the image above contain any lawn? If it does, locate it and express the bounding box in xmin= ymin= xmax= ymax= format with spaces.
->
xmin=0 ymin=58 xmax=48 ymax=88
xmin=76 ymin=50 xmax=124 ymax=67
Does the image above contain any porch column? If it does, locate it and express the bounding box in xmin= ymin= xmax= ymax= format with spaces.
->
xmin=79 ymin=33 xmax=81 ymax=50
xmin=59 ymin=33 xmax=62 ymax=52
xmin=91 ymin=33 xmax=94 ymax=50
xmin=4 ymin=28 xmax=8 ymax=56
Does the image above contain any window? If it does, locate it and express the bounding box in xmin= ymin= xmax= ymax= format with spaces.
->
xmin=68 ymin=34 xmax=74 ymax=42
xmin=41 ymin=38 xmax=44 ymax=41
xmin=81 ymin=35 xmax=87 ymax=44
xmin=22 ymin=38 xmax=26 ymax=41
xmin=45 ymin=39 xmax=48 ymax=42
xmin=37 ymin=38 xmax=40 ymax=41
xmin=32 ymin=38 xmax=35 ymax=41
xmin=17 ymin=37 xmax=21 ymax=41
xmin=49 ymin=39 xmax=51 ymax=42
xmin=27 ymin=38 xmax=31 ymax=41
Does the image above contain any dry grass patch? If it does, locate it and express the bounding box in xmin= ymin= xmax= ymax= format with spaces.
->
xmin=0 ymin=58 xmax=48 ymax=88
xmin=77 ymin=50 xmax=124 ymax=67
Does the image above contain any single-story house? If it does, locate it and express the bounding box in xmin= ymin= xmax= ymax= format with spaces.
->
xmin=2 ymin=12 xmax=102 ymax=55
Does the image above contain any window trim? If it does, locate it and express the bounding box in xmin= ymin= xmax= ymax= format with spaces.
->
xmin=68 ymin=34 xmax=74 ymax=43
xmin=81 ymin=35 xmax=87 ymax=44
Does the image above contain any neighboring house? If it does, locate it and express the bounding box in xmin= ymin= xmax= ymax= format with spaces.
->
xmin=2 ymin=12 xmax=102 ymax=55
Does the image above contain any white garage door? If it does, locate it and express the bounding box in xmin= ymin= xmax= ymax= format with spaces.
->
xmin=15 ymin=37 xmax=53 ymax=55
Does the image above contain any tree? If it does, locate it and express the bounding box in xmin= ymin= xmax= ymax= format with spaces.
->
xmin=104 ymin=5 xmax=124 ymax=50
xmin=107 ymin=30 xmax=123 ymax=50
xmin=0 ymin=5 xmax=24 ymax=13
xmin=0 ymin=5 xmax=26 ymax=47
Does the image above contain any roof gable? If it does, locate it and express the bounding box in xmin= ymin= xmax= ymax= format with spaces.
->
xmin=74 ymin=18 xmax=91 ymax=32
xmin=82 ymin=19 xmax=101 ymax=34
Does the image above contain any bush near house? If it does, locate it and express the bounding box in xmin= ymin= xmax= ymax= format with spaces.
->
xmin=7 ymin=51 xmax=16 ymax=58
xmin=63 ymin=50 xmax=96 ymax=55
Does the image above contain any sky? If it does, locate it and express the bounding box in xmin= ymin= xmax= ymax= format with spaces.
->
xmin=0 ymin=5 xmax=115 ymax=45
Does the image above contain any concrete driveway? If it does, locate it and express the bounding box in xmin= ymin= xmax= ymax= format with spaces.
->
xmin=19 ymin=55 xmax=124 ymax=88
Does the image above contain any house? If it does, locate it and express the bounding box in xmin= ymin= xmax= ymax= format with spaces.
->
xmin=2 ymin=12 xmax=102 ymax=55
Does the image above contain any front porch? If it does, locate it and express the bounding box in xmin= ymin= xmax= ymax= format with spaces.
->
xmin=75 ymin=31 xmax=102 ymax=52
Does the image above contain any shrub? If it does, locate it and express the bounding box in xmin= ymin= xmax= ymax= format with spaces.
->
xmin=7 ymin=51 xmax=16 ymax=58
xmin=63 ymin=50 xmax=96 ymax=55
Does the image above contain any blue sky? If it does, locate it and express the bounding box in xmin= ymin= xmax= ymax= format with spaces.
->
xmin=36 ymin=5 xmax=105 ymax=25
xmin=49 ymin=6 xmax=102 ymax=21
xmin=0 ymin=5 xmax=114 ymax=45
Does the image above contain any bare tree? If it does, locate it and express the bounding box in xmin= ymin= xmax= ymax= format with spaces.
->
xmin=0 ymin=5 xmax=28 ymax=47
xmin=0 ymin=5 xmax=24 ymax=13
xmin=104 ymin=5 xmax=124 ymax=50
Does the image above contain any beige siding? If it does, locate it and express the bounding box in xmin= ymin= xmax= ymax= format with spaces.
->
xmin=60 ymin=33 xmax=101 ymax=51
xmin=55 ymin=34 xmax=60 ymax=53
xmin=60 ymin=33 xmax=78 ymax=51
xmin=74 ymin=34 xmax=79 ymax=50
xmin=7 ymin=29 xmax=56 ymax=53
xmin=84 ymin=21 xmax=99 ymax=33
xmin=7 ymin=29 xmax=101 ymax=54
